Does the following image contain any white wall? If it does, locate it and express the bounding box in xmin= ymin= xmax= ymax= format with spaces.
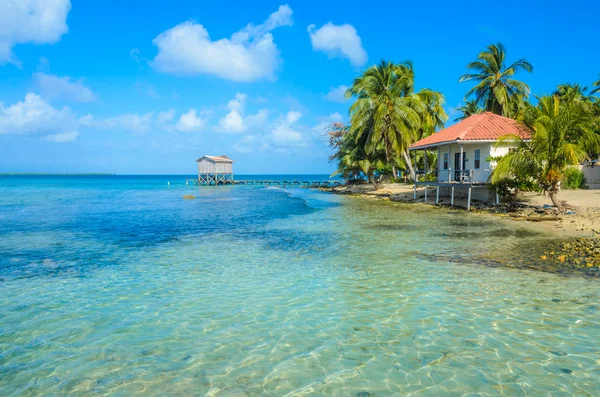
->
xmin=435 ymin=142 xmax=494 ymax=183
xmin=582 ymin=164 xmax=600 ymax=189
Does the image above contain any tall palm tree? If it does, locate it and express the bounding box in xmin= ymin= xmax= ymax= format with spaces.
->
xmin=554 ymin=83 xmax=590 ymax=103
xmin=454 ymin=100 xmax=482 ymax=121
xmin=492 ymin=95 xmax=599 ymax=208
xmin=459 ymin=43 xmax=533 ymax=116
xmin=346 ymin=61 xmax=446 ymax=180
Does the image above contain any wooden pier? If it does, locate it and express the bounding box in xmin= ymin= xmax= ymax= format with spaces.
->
xmin=185 ymin=179 xmax=342 ymax=188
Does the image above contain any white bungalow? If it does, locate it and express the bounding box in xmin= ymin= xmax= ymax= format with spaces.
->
xmin=408 ymin=112 xmax=532 ymax=208
xmin=196 ymin=155 xmax=234 ymax=185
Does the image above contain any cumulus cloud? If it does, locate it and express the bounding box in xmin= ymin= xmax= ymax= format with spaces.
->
xmin=0 ymin=93 xmax=79 ymax=141
xmin=219 ymin=93 xmax=247 ymax=133
xmin=324 ymin=85 xmax=349 ymax=102
xmin=34 ymin=73 xmax=96 ymax=102
xmin=272 ymin=111 xmax=304 ymax=144
xmin=217 ymin=93 xmax=270 ymax=134
xmin=45 ymin=130 xmax=79 ymax=142
xmin=151 ymin=5 xmax=293 ymax=81
xmin=176 ymin=109 xmax=207 ymax=132
xmin=0 ymin=0 xmax=71 ymax=65
xmin=307 ymin=23 xmax=367 ymax=66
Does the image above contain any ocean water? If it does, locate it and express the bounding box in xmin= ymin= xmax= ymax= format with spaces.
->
xmin=0 ymin=175 xmax=598 ymax=396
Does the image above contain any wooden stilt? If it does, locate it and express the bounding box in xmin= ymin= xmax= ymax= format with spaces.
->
xmin=424 ymin=186 xmax=428 ymax=202
xmin=451 ymin=186 xmax=455 ymax=205
xmin=496 ymin=191 xmax=500 ymax=205
xmin=436 ymin=185 xmax=440 ymax=204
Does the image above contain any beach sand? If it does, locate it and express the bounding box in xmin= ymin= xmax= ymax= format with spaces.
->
xmin=329 ymin=183 xmax=600 ymax=237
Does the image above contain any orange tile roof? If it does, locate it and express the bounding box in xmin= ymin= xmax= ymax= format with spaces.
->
xmin=410 ymin=112 xmax=532 ymax=149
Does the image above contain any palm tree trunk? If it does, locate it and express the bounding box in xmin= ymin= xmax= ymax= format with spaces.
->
xmin=368 ymin=172 xmax=379 ymax=189
xmin=548 ymin=192 xmax=563 ymax=210
xmin=403 ymin=149 xmax=415 ymax=180
xmin=392 ymin=165 xmax=397 ymax=180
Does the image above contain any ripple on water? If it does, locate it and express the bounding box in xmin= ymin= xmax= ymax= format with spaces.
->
xmin=0 ymin=177 xmax=599 ymax=396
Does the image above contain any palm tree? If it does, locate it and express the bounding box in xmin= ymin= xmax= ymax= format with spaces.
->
xmin=328 ymin=122 xmax=386 ymax=186
xmin=454 ymin=100 xmax=482 ymax=121
xmin=591 ymin=77 xmax=600 ymax=95
xmin=346 ymin=61 xmax=446 ymax=180
xmin=492 ymin=95 xmax=599 ymax=208
xmin=459 ymin=43 xmax=533 ymax=116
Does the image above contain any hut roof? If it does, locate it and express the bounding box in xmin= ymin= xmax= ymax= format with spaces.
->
xmin=409 ymin=112 xmax=532 ymax=150
xmin=196 ymin=155 xmax=234 ymax=163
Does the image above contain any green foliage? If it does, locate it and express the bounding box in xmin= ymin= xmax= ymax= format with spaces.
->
xmin=562 ymin=167 xmax=586 ymax=189
xmin=454 ymin=100 xmax=482 ymax=121
xmin=328 ymin=61 xmax=447 ymax=184
xmin=459 ymin=43 xmax=533 ymax=117
xmin=492 ymin=95 xmax=600 ymax=205
xmin=591 ymin=77 xmax=600 ymax=95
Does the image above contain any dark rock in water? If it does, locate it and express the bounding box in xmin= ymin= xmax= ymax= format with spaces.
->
xmin=356 ymin=392 xmax=371 ymax=397
xmin=550 ymin=351 xmax=567 ymax=356
xmin=561 ymin=368 xmax=574 ymax=374
xmin=552 ymin=298 xmax=561 ymax=303
xmin=181 ymin=355 xmax=192 ymax=361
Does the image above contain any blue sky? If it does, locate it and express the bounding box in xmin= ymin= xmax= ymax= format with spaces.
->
xmin=1 ymin=0 xmax=599 ymax=174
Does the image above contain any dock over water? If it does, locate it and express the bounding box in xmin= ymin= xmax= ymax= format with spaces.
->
xmin=186 ymin=179 xmax=342 ymax=188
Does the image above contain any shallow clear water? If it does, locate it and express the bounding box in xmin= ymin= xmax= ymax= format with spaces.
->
xmin=1 ymin=175 xmax=598 ymax=396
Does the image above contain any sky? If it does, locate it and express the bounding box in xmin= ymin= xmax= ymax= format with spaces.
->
xmin=1 ymin=0 xmax=599 ymax=174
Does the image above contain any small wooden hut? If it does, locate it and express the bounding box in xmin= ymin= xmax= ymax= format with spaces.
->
xmin=196 ymin=155 xmax=234 ymax=185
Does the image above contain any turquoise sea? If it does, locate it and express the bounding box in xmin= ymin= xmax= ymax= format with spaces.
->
xmin=0 ymin=175 xmax=598 ymax=396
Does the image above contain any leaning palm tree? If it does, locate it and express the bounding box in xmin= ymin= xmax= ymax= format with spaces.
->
xmin=459 ymin=43 xmax=533 ymax=116
xmin=454 ymin=100 xmax=482 ymax=121
xmin=492 ymin=95 xmax=599 ymax=208
xmin=346 ymin=61 xmax=446 ymax=180
xmin=328 ymin=122 xmax=387 ymax=185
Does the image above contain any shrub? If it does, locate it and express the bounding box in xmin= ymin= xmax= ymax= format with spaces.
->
xmin=562 ymin=168 xmax=586 ymax=189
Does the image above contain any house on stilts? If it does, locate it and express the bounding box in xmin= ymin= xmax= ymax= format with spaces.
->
xmin=196 ymin=155 xmax=234 ymax=185
xmin=408 ymin=112 xmax=533 ymax=209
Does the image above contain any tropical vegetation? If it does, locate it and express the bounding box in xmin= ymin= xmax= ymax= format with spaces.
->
xmin=329 ymin=61 xmax=447 ymax=185
xmin=328 ymin=42 xmax=600 ymax=207
xmin=491 ymin=95 xmax=599 ymax=207
xmin=458 ymin=43 xmax=533 ymax=117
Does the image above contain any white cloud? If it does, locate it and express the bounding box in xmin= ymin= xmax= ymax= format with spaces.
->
xmin=0 ymin=93 xmax=79 ymax=141
xmin=45 ymin=130 xmax=78 ymax=142
xmin=219 ymin=93 xmax=247 ymax=133
xmin=307 ymin=23 xmax=367 ymax=66
xmin=325 ymin=85 xmax=348 ymax=102
xmin=176 ymin=109 xmax=206 ymax=133
xmin=218 ymin=93 xmax=271 ymax=134
xmin=0 ymin=0 xmax=71 ymax=65
xmin=97 ymin=113 xmax=154 ymax=134
xmin=157 ymin=109 xmax=176 ymax=125
xmin=233 ymin=134 xmax=259 ymax=153
xmin=34 ymin=73 xmax=96 ymax=102
xmin=272 ymin=111 xmax=304 ymax=144
xmin=130 ymin=48 xmax=141 ymax=64
xmin=151 ymin=5 xmax=293 ymax=81
xmin=312 ymin=112 xmax=344 ymax=136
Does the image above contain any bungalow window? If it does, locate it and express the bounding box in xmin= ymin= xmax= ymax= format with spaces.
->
xmin=474 ymin=149 xmax=481 ymax=169
xmin=443 ymin=153 xmax=448 ymax=169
